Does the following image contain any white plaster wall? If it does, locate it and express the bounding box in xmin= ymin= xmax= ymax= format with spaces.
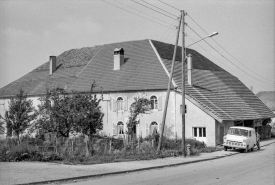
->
xmin=174 ymin=93 xmax=216 ymax=146
xmin=104 ymin=91 xmax=176 ymax=138
xmin=1 ymin=90 xmax=220 ymax=147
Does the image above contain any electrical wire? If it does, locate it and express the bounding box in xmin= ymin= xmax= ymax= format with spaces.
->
xmin=113 ymin=0 xmax=175 ymax=27
xmin=101 ymin=0 xmax=173 ymax=29
xmin=157 ymin=1 xmax=272 ymax=83
xmin=140 ymin=0 xmax=178 ymax=18
xmin=186 ymin=35 xmax=237 ymax=72
xmin=187 ymin=13 xmax=271 ymax=82
xmin=157 ymin=0 xmax=180 ymax=11
xmin=131 ymin=0 xmax=177 ymax=21
xmin=187 ymin=25 xmax=274 ymax=85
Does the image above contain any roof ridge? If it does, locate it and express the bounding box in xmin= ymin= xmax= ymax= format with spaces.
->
xmin=149 ymin=39 xmax=177 ymax=88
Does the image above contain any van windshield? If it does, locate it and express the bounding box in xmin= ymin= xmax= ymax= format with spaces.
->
xmin=228 ymin=128 xmax=248 ymax=137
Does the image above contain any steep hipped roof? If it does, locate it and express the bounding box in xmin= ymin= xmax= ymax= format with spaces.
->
xmin=0 ymin=46 xmax=101 ymax=97
xmin=0 ymin=39 xmax=274 ymax=121
xmin=256 ymin=91 xmax=275 ymax=111
xmin=67 ymin=40 xmax=169 ymax=92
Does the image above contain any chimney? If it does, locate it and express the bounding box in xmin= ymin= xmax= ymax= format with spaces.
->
xmin=49 ymin=56 xmax=56 ymax=75
xmin=187 ymin=54 xmax=193 ymax=87
xmin=114 ymin=48 xmax=124 ymax=70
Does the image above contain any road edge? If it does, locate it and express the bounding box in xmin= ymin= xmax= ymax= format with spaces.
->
xmin=16 ymin=141 xmax=274 ymax=185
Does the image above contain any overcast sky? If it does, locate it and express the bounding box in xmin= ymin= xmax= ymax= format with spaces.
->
xmin=0 ymin=0 xmax=274 ymax=94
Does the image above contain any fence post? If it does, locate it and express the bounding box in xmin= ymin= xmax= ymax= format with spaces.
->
xmin=124 ymin=135 xmax=126 ymax=151
xmin=109 ymin=138 xmax=112 ymax=154
xmin=138 ymin=136 xmax=140 ymax=152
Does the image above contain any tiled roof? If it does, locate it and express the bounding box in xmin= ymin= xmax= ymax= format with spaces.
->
xmin=67 ymin=40 xmax=169 ymax=92
xmin=150 ymin=40 xmax=275 ymax=121
xmin=256 ymin=91 xmax=275 ymax=111
xmin=0 ymin=46 xmax=101 ymax=97
xmin=0 ymin=39 xmax=274 ymax=121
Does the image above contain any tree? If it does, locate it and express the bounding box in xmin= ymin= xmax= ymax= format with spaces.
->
xmin=37 ymin=88 xmax=76 ymax=140
xmin=0 ymin=89 xmax=36 ymax=143
xmin=36 ymin=83 xmax=104 ymax=156
xmin=127 ymin=97 xmax=151 ymax=152
xmin=74 ymin=84 xmax=104 ymax=156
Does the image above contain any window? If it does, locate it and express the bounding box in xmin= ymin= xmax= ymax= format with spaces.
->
xmin=193 ymin=127 xmax=206 ymax=137
xmin=150 ymin=121 xmax=158 ymax=134
xmin=150 ymin=96 xmax=158 ymax=110
xmin=180 ymin=105 xmax=187 ymax=114
xmin=117 ymin=121 xmax=124 ymax=135
xmin=228 ymin=128 xmax=248 ymax=137
xmin=117 ymin=97 xmax=123 ymax=111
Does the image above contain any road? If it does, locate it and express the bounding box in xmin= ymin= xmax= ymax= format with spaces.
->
xmin=63 ymin=143 xmax=275 ymax=185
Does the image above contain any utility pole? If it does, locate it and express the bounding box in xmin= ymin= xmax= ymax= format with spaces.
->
xmin=157 ymin=12 xmax=182 ymax=154
xmin=181 ymin=10 xmax=186 ymax=157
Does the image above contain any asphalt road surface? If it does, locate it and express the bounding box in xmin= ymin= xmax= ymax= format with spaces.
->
xmin=63 ymin=143 xmax=275 ymax=185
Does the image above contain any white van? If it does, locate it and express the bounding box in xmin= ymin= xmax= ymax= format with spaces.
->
xmin=223 ymin=126 xmax=260 ymax=152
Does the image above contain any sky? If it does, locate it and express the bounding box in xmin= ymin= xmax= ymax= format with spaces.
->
xmin=0 ymin=0 xmax=274 ymax=94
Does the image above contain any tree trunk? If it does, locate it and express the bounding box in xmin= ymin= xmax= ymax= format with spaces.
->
xmin=132 ymin=132 xmax=136 ymax=154
xmin=62 ymin=137 xmax=70 ymax=155
xmin=84 ymin=135 xmax=90 ymax=157
xmin=15 ymin=132 xmax=20 ymax=145
xmin=6 ymin=122 xmax=12 ymax=138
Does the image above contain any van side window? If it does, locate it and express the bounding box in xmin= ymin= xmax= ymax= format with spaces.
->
xmin=249 ymin=131 xmax=251 ymax=137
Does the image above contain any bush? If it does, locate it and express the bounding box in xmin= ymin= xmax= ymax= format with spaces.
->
xmin=0 ymin=139 xmax=62 ymax=162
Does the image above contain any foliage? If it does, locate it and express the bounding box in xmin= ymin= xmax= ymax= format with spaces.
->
xmin=0 ymin=89 xmax=36 ymax=139
xmin=126 ymin=97 xmax=151 ymax=135
xmin=0 ymin=140 xmax=62 ymax=162
xmin=36 ymin=83 xmax=104 ymax=139
xmin=125 ymin=96 xmax=151 ymax=153
xmin=0 ymin=120 xmax=5 ymax=135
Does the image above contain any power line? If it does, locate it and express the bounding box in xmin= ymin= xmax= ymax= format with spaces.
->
xmin=131 ymin=0 xmax=177 ymax=21
xmin=101 ymin=0 xmax=173 ymax=29
xmin=113 ymin=0 xmax=175 ymax=27
xmin=157 ymin=0 xmax=180 ymax=11
xmin=160 ymin=25 xmax=173 ymax=41
xmin=156 ymin=1 xmax=273 ymax=84
xmin=186 ymin=35 xmax=238 ymax=73
xmin=140 ymin=0 xmax=178 ymax=18
xmin=187 ymin=13 xmax=270 ymax=82
xmin=187 ymin=25 xmax=274 ymax=85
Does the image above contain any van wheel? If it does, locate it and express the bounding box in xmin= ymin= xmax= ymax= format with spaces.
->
xmin=224 ymin=146 xmax=228 ymax=151
xmin=251 ymin=147 xmax=254 ymax=151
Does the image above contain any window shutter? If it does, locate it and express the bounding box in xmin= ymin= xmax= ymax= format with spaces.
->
xmin=145 ymin=122 xmax=149 ymax=136
xmin=112 ymin=98 xmax=117 ymax=112
xmin=158 ymin=95 xmax=162 ymax=111
xmin=123 ymin=96 xmax=128 ymax=111
xmin=113 ymin=122 xmax=117 ymax=136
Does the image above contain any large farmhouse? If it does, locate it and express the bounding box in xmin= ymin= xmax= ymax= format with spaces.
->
xmin=0 ymin=39 xmax=274 ymax=146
